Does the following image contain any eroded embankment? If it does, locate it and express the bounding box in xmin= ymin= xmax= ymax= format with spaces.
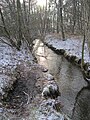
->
xmin=44 ymin=35 xmax=90 ymax=82
xmin=40 ymin=35 xmax=90 ymax=119
xmin=33 ymin=39 xmax=88 ymax=118
xmin=0 ymin=39 xmax=70 ymax=120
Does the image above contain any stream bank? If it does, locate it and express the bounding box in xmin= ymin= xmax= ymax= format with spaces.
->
xmin=33 ymin=36 xmax=90 ymax=119
xmin=0 ymin=38 xmax=69 ymax=120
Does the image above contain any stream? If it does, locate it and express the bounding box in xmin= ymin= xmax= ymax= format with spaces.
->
xmin=33 ymin=39 xmax=90 ymax=119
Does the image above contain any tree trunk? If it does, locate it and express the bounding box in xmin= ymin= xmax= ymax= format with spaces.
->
xmin=72 ymin=0 xmax=76 ymax=34
xmin=17 ymin=0 xmax=22 ymax=49
xmin=59 ymin=0 xmax=65 ymax=40
xmin=57 ymin=4 xmax=59 ymax=33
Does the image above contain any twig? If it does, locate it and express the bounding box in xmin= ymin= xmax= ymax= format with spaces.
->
xmin=0 ymin=38 xmax=12 ymax=47
xmin=23 ymin=91 xmax=30 ymax=104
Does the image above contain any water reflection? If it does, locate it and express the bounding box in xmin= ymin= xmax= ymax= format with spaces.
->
xmin=33 ymin=40 xmax=63 ymax=76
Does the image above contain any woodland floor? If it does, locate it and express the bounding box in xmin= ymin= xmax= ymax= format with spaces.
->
xmin=0 ymin=39 xmax=46 ymax=119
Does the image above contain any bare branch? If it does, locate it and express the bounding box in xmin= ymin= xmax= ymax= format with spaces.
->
xmin=0 ymin=37 xmax=12 ymax=47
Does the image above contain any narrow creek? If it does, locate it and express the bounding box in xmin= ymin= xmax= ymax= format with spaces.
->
xmin=33 ymin=39 xmax=90 ymax=119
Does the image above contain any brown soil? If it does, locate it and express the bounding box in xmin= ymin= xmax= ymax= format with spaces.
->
xmin=2 ymin=63 xmax=42 ymax=112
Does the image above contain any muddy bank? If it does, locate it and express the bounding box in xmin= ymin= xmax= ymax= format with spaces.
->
xmin=0 ymin=62 xmax=69 ymax=120
xmin=2 ymin=63 xmax=42 ymax=109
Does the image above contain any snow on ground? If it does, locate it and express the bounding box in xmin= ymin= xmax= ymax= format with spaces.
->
xmin=45 ymin=35 xmax=90 ymax=63
xmin=0 ymin=39 xmax=33 ymax=71
xmin=0 ymin=38 xmax=70 ymax=120
xmin=0 ymin=38 xmax=34 ymax=96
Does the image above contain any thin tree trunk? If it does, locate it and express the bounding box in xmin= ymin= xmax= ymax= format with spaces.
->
xmin=57 ymin=4 xmax=59 ymax=33
xmin=72 ymin=0 xmax=76 ymax=34
xmin=59 ymin=0 xmax=65 ymax=40
xmin=17 ymin=0 xmax=22 ymax=49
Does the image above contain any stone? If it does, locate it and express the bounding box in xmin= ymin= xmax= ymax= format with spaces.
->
xmin=47 ymin=113 xmax=64 ymax=120
xmin=44 ymin=73 xmax=54 ymax=81
xmin=42 ymin=68 xmax=48 ymax=72
xmin=42 ymin=83 xmax=60 ymax=99
xmin=37 ymin=98 xmax=69 ymax=120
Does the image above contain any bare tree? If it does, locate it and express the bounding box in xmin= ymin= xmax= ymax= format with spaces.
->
xmin=59 ymin=0 xmax=65 ymax=40
xmin=0 ymin=7 xmax=17 ymax=48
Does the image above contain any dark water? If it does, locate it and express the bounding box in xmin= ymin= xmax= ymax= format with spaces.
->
xmin=33 ymin=40 xmax=90 ymax=119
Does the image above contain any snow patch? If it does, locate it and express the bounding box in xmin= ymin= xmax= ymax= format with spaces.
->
xmin=45 ymin=35 xmax=90 ymax=63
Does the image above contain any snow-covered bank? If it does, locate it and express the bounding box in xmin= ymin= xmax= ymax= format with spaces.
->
xmin=45 ymin=35 xmax=90 ymax=63
xmin=0 ymin=40 xmax=33 ymax=69
xmin=0 ymin=38 xmax=70 ymax=120
xmin=0 ymin=38 xmax=34 ymax=98
xmin=44 ymin=35 xmax=90 ymax=80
